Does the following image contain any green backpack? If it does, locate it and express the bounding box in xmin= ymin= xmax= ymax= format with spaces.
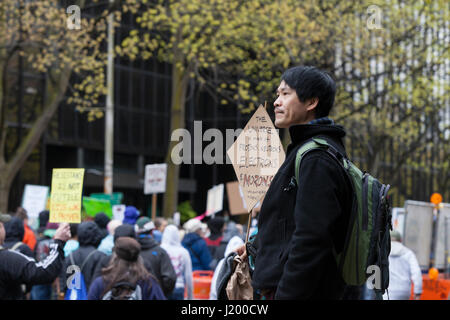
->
xmin=294 ymin=137 xmax=392 ymax=296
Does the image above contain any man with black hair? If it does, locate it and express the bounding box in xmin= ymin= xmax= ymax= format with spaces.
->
xmin=240 ymin=66 xmax=353 ymax=300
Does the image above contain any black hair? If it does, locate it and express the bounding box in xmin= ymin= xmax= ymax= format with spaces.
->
xmin=69 ymin=223 xmax=78 ymax=238
xmin=281 ymin=66 xmax=336 ymax=118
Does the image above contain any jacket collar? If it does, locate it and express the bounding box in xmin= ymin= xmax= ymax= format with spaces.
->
xmin=287 ymin=123 xmax=346 ymax=155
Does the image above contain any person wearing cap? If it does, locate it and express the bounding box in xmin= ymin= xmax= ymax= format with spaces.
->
xmin=181 ymin=218 xmax=212 ymax=271
xmin=122 ymin=206 xmax=140 ymax=225
xmin=59 ymin=221 xmax=106 ymax=297
xmin=87 ymin=237 xmax=166 ymax=300
xmin=3 ymin=216 xmax=34 ymax=258
xmin=0 ymin=213 xmax=71 ymax=300
xmin=381 ymin=230 xmax=422 ymax=300
xmin=94 ymin=212 xmax=111 ymax=240
xmin=135 ymin=216 xmax=176 ymax=297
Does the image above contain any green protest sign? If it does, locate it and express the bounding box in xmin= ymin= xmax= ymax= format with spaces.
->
xmin=82 ymin=197 xmax=113 ymax=218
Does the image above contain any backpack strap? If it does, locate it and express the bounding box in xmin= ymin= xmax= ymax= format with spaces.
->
xmin=294 ymin=137 xmax=356 ymax=271
xmin=80 ymin=250 xmax=98 ymax=272
xmin=11 ymin=241 xmax=23 ymax=251
xmin=295 ymin=137 xmax=350 ymax=184
xmin=70 ymin=249 xmax=97 ymax=272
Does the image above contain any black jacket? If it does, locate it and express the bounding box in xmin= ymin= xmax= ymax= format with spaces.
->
xmin=0 ymin=239 xmax=66 ymax=300
xmin=252 ymin=123 xmax=353 ymax=300
xmin=138 ymin=235 xmax=177 ymax=297
xmin=59 ymin=221 xmax=106 ymax=292
xmin=59 ymin=245 xmax=106 ymax=293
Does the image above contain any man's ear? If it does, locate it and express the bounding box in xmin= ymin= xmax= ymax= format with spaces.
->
xmin=306 ymin=97 xmax=319 ymax=112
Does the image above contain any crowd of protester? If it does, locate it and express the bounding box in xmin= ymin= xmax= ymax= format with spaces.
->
xmin=0 ymin=206 xmax=245 ymax=300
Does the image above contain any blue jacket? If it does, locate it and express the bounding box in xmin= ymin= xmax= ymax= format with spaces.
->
xmin=182 ymin=233 xmax=212 ymax=271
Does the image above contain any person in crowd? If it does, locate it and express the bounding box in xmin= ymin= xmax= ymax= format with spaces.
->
xmin=59 ymin=221 xmax=106 ymax=296
xmin=205 ymin=216 xmax=225 ymax=262
xmin=30 ymin=222 xmax=59 ymax=300
xmin=15 ymin=207 xmax=37 ymax=252
xmin=0 ymin=213 xmax=71 ymax=300
xmin=94 ymin=212 xmax=111 ymax=241
xmin=213 ymin=220 xmax=243 ymax=267
xmin=135 ymin=216 xmax=176 ymax=297
xmin=122 ymin=206 xmax=140 ymax=225
xmin=87 ymin=237 xmax=166 ymax=300
xmin=63 ymin=224 xmax=79 ymax=257
xmin=36 ymin=210 xmax=50 ymax=238
xmin=383 ymin=230 xmax=422 ymax=300
xmin=236 ymin=66 xmax=353 ymax=300
xmin=160 ymin=224 xmax=193 ymax=300
xmin=153 ymin=217 xmax=168 ymax=244
xmin=93 ymin=223 xmax=137 ymax=279
xmin=3 ymin=216 xmax=34 ymax=258
xmin=182 ymin=218 xmax=212 ymax=271
xmin=97 ymin=219 xmax=122 ymax=256
xmin=209 ymin=235 xmax=244 ymax=300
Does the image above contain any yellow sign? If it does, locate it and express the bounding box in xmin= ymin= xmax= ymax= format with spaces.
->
xmin=49 ymin=168 xmax=85 ymax=223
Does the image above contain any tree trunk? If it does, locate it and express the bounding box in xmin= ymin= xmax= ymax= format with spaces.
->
xmin=0 ymin=67 xmax=71 ymax=212
xmin=0 ymin=166 xmax=12 ymax=213
xmin=162 ymin=63 xmax=189 ymax=219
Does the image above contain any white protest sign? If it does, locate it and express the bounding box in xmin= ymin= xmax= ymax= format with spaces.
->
xmin=21 ymin=184 xmax=49 ymax=219
xmin=144 ymin=163 xmax=167 ymax=194
xmin=173 ymin=212 xmax=181 ymax=227
xmin=112 ymin=204 xmax=126 ymax=222
xmin=206 ymin=184 xmax=224 ymax=216
xmin=227 ymin=105 xmax=285 ymax=212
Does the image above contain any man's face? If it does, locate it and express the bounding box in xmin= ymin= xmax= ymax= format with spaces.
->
xmin=0 ymin=222 xmax=5 ymax=245
xmin=274 ymin=80 xmax=315 ymax=128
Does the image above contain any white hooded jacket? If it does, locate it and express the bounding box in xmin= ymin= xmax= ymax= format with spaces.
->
xmin=161 ymin=225 xmax=193 ymax=299
xmin=384 ymin=241 xmax=423 ymax=300
xmin=209 ymin=235 xmax=244 ymax=300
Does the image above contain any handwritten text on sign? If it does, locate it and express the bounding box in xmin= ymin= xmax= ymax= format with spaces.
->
xmin=144 ymin=163 xmax=167 ymax=194
xmin=49 ymin=168 xmax=85 ymax=223
xmin=227 ymin=105 xmax=285 ymax=211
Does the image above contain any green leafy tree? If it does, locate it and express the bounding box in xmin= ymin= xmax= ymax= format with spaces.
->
xmin=0 ymin=0 xmax=117 ymax=211
xmin=117 ymin=0 xmax=335 ymax=218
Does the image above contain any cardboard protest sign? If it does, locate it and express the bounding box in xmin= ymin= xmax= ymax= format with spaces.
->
xmin=21 ymin=184 xmax=49 ymax=219
xmin=226 ymin=181 xmax=248 ymax=215
xmin=49 ymin=168 xmax=85 ymax=223
xmin=144 ymin=163 xmax=167 ymax=194
xmin=227 ymin=105 xmax=285 ymax=212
